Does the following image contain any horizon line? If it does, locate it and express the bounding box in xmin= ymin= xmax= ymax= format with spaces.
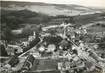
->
xmin=1 ymin=0 xmax=105 ymax=8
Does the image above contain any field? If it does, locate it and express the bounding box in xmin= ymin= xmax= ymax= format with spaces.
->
xmin=1 ymin=8 xmax=105 ymax=41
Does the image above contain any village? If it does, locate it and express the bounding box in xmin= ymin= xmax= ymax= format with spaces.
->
xmin=0 ymin=21 xmax=105 ymax=73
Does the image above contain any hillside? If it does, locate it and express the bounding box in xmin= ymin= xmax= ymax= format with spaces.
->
xmin=1 ymin=1 xmax=105 ymax=16
xmin=1 ymin=9 xmax=52 ymax=40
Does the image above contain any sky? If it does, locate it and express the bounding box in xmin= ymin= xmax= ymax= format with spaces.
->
xmin=2 ymin=0 xmax=105 ymax=8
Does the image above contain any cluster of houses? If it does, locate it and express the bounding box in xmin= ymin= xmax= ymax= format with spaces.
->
xmin=0 ymin=22 xmax=105 ymax=73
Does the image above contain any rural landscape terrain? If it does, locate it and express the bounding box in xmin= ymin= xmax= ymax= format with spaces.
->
xmin=1 ymin=1 xmax=105 ymax=40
